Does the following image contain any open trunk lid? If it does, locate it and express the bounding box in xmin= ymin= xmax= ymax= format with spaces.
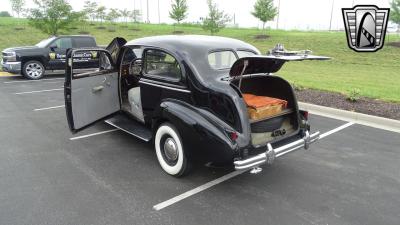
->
xmin=230 ymin=45 xmax=330 ymax=77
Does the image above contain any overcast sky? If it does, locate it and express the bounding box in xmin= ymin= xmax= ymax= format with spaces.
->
xmin=1 ymin=0 xmax=391 ymax=30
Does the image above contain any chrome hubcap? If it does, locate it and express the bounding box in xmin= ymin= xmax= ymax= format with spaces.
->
xmin=26 ymin=63 xmax=43 ymax=78
xmin=163 ymin=137 xmax=178 ymax=161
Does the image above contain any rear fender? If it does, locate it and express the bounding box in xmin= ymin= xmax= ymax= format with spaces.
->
xmin=153 ymin=99 xmax=238 ymax=163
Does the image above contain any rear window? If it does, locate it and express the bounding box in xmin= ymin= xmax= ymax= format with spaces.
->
xmin=208 ymin=51 xmax=237 ymax=70
xmin=237 ymin=50 xmax=256 ymax=58
xmin=73 ymin=37 xmax=97 ymax=48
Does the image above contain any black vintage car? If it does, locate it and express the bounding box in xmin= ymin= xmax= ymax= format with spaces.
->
xmin=64 ymin=35 xmax=329 ymax=177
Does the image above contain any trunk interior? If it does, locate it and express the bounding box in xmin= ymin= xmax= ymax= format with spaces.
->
xmin=231 ymin=75 xmax=299 ymax=147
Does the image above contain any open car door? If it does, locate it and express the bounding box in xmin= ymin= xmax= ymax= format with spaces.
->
xmin=64 ymin=48 xmax=120 ymax=133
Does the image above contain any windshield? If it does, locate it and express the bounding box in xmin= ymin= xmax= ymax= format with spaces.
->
xmin=35 ymin=37 xmax=57 ymax=48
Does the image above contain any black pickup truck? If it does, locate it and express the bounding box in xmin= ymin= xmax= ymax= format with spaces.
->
xmin=1 ymin=35 xmax=98 ymax=79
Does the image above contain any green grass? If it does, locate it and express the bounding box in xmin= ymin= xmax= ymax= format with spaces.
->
xmin=1 ymin=17 xmax=400 ymax=102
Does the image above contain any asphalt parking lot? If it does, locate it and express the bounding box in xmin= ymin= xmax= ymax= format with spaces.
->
xmin=1 ymin=75 xmax=399 ymax=225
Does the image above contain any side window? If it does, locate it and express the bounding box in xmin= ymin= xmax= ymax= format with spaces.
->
xmin=54 ymin=38 xmax=72 ymax=49
xmin=122 ymin=48 xmax=136 ymax=64
xmin=71 ymin=50 xmax=112 ymax=78
xmin=144 ymin=49 xmax=181 ymax=80
xmin=208 ymin=51 xmax=237 ymax=70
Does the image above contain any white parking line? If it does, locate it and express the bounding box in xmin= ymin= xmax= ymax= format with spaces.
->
xmin=4 ymin=78 xmax=64 ymax=84
xmin=14 ymin=88 xmax=63 ymax=95
xmin=34 ymin=105 xmax=65 ymax=111
xmin=70 ymin=129 xmax=119 ymax=141
xmin=153 ymin=121 xmax=355 ymax=211
xmin=320 ymin=122 xmax=355 ymax=139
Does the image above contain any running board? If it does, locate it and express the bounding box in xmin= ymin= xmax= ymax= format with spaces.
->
xmin=104 ymin=114 xmax=152 ymax=142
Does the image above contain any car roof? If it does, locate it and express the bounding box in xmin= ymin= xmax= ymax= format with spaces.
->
xmin=126 ymin=35 xmax=260 ymax=80
xmin=126 ymin=35 xmax=259 ymax=53
xmin=55 ymin=35 xmax=95 ymax=38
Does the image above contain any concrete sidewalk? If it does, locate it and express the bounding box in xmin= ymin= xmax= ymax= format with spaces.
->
xmin=299 ymin=102 xmax=400 ymax=133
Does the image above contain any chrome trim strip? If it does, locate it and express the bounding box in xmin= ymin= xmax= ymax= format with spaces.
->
xmin=2 ymin=61 xmax=21 ymax=65
xmin=139 ymin=80 xmax=191 ymax=93
xmin=234 ymin=131 xmax=320 ymax=170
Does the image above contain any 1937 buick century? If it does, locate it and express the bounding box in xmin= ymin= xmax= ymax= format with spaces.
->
xmin=64 ymin=35 xmax=329 ymax=177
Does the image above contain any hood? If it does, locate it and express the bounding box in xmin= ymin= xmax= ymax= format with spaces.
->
xmin=229 ymin=55 xmax=330 ymax=77
xmin=3 ymin=46 xmax=39 ymax=53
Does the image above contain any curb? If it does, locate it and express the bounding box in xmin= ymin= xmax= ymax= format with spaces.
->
xmin=299 ymin=102 xmax=400 ymax=134
xmin=0 ymin=72 xmax=18 ymax=77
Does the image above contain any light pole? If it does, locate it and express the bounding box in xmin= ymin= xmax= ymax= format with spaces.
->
xmin=329 ymin=0 xmax=335 ymax=31
xmin=147 ymin=0 xmax=150 ymax=23
xmin=276 ymin=0 xmax=281 ymax=29
xmin=158 ymin=0 xmax=160 ymax=24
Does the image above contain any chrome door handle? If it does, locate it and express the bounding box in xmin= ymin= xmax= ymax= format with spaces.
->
xmin=92 ymin=85 xmax=104 ymax=93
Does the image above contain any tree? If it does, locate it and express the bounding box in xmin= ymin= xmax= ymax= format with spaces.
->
xmin=75 ymin=10 xmax=89 ymax=32
xmin=106 ymin=8 xmax=120 ymax=24
xmin=83 ymin=0 xmax=98 ymax=22
xmin=28 ymin=0 xmax=76 ymax=35
xmin=96 ymin=6 xmax=107 ymax=24
xmin=130 ymin=9 xmax=142 ymax=24
xmin=169 ymin=0 xmax=188 ymax=25
xmin=119 ymin=9 xmax=130 ymax=25
xmin=9 ymin=0 xmax=25 ymax=18
xmin=251 ymin=0 xmax=278 ymax=33
xmin=202 ymin=0 xmax=231 ymax=35
xmin=0 ymin=11 xmax=12 ymax=17
xmin=390 ymin=0 xmax=400 ymax=31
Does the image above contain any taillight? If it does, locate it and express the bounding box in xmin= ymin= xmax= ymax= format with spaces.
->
xmin=300 ymin=110 xmax=309 ymax=120
xmin=226 ymin=130 xmax=238 ymax=141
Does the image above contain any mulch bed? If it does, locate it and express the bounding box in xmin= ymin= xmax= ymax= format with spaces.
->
xmin=172 ymin=30 xmax=184 ymax=34
xmin=294 ymin=89 xmax=400 ymax=120
xmin=254 ymin=34 xmax=270 ymax=40
xmin=388 ymin=42 xmax=400 ymax=48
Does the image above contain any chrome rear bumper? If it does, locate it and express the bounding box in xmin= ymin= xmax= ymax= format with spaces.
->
xmin=234 ymin=131 xmax=320 ymax=170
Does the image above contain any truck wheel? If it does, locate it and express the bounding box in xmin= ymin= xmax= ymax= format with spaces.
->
xmin=22 ymin=61 xmax=44 ymax=80
xmin=155 ymin=122 xmax=191 ymax=177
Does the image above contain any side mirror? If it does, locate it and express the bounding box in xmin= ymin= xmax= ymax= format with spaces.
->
xmin=49 ymin=44 xmax=58 ymax=51
xmin=130 ymin=59 xmax=142 ymax=76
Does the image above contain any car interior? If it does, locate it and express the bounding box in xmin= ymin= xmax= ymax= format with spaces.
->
xmin=119 ymin=47 xmax=182 ymax=123
xmin=119 ymin=47 xmax=144 ymax=122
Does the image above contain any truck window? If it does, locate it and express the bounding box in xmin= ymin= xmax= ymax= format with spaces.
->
xmin=54 ymin=38 xmax=72 ymax=49
xmin=144 ymin=49 xmax=181 ymax=81
xmin=73 ymin=37 xmax=97 ymax=48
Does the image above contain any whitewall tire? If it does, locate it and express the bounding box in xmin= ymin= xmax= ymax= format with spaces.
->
xmin=155 ymin=123 xmax=190 ymax=177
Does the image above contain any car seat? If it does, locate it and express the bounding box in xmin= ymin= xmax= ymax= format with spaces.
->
xmin=128 ymin=87 xmax=145 ymax=123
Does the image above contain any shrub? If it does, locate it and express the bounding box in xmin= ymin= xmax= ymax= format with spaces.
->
xmin=346 ymin=88 xmax=361 ymax=102
xmin=0 ymin=11 xmax=12 ymax=17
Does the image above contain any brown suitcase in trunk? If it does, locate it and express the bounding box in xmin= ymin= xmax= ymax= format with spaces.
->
xmin=243 ymin=94 xmax=288 ymax=120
